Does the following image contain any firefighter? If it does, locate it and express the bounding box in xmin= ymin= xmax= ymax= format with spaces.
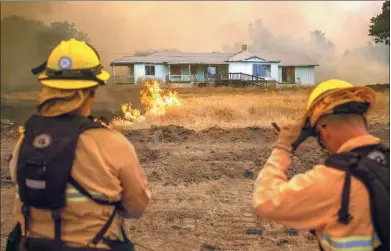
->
xmin=253 ymin=79 xmax=389 ymax=251
xmin=7 ymin=38 xmax=151 ymax=251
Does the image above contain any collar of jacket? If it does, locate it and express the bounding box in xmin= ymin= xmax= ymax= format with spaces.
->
xmin=337 ymin=134 xmax=381 ymax=153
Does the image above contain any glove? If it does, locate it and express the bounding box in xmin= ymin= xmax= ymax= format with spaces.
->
xmin=272 ymin=118 xmax=313 ymax=153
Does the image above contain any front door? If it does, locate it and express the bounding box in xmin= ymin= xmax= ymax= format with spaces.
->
xmin=205 ymin=66 xmax=217 ymax=81
xmin=253 ymin=64 xmax=266 ymax=77
xmin=282 ymin=67 xmax=295 ymax=83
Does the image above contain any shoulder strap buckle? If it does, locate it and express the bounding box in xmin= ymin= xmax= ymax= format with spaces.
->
xmin=338 ymin=209 xmax=353 ymax=225
xmin=51 ymin=209 xmax=62 ymax=221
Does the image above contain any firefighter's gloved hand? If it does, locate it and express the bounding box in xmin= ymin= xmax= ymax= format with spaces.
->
xmin=272 ymin=119 xmax=310 ymax=153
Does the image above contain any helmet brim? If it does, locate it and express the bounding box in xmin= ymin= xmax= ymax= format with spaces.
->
xmin=39 ymin=69 xmax=110 ymax=89
xmin=306 ymin=86 xmax=377 ymax=126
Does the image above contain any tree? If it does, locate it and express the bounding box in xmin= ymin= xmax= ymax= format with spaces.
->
xmin=1 ymin=16 xmax=89 ymax=93
xmin=369 ymin=1 xmax=390 ymax=45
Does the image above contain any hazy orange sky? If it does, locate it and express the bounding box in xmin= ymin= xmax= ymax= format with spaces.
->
xmin=2 ymin=1 xmax=385 ymax=63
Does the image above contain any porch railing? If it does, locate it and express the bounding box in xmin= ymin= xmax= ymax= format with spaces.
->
xmin=216 ymin=73 xmax=267 ymax=87
xmin=217 ymin=73 xmax=266 ymax=82
xmin=114 ymin=76 xmax=135 ymax=84
xmin=168 ymin=75 xmax=193 ymax=83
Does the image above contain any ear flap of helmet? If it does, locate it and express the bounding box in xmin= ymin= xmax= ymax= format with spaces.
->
xmin=31 ymin=61 xmax=48 ymax=75
xmin=332 ymin=101 xmax=370 ymax=115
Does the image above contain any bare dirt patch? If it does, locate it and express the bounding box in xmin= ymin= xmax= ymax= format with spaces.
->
xmin=1 ymin=86 xmax=389 ymax=250
xmin=2 ymin=121 xmax=388 ymax=251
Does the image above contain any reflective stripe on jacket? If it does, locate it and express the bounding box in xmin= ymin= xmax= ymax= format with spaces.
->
xmin=253 ymin=134 xmax=382 ymax=251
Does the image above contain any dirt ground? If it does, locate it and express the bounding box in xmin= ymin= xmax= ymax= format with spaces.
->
xmin=1 ymin=121 xmax=389 ymax=251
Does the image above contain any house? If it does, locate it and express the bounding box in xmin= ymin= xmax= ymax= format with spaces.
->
xmin=110 ymin=45 xmax=319 ymax=86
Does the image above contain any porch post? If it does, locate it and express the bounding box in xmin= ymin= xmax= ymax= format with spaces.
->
xmin=168 ymin=64 xmax=171 ymax=83
xmin=111 ymin=65 xmax=116 ymax=84
xmin=189 ymin=64 xmax=191 ymax=82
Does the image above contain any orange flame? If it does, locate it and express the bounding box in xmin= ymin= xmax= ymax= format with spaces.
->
xmin=121 ymin=103 xmax=146 ymax=123
xmin=140 ymin=80 xmax=181 ymax=116
xmin=17 ymin=80 xmax=181 ymax=130
xmin=114 ymin=80 xmax=181 ymax=126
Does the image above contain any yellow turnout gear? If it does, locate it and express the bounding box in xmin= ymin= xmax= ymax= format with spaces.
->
xmin=305 ymin=79 xmax=376 ymax=127
xmin=32 ymin=38 xmax=110 ymax=89
xmin=37 ymin=86 xmax=96 ymax=117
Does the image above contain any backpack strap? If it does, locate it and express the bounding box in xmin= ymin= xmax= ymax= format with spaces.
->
xmin=22 ymin=204 xmax=30 ymax=237
xmin=52 ymin=209 xmax=62 ymax=248
xmin=325 ymin=143 xmax=389 ymax=226
xmin=19 ymin=114 xmax=119 ymax=249
xmin=69 ymin=177 xmax=122 ymax=246
xmin=68 ymin=177 xmax=118 ymax=206
xmin=325 ymin=151 xmax=361 ymax=225
xmin=91 ymin=207 xmax=118 ymax=245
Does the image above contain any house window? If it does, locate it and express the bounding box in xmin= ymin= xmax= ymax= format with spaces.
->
xmin=205 ymin=66 xmax=217 ymax=76
xmin=253 ymin=64 xmax=271 ymax=77
xmin=145 ymin=65 xmax=155 ymax=76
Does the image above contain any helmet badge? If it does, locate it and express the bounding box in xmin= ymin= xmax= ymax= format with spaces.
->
xmin=58 ymin=56 xmax=73 ymax=70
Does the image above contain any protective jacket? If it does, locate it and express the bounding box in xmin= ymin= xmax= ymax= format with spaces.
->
xmin=253 ymin=134 xmax=382 ymax=251
xmin=9 ymin=114 xmax=151 ymax=250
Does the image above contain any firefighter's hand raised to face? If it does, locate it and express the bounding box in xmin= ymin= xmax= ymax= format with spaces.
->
xmin=272 ymin=118 xmax=311 ymax=153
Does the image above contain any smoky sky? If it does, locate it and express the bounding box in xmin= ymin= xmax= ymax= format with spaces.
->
xmin=2 ymin=1 xmax=389 ymax=85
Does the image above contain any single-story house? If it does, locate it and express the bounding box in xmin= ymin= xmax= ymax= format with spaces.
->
xmin=110 ymin=45 xmax=319 ymax=85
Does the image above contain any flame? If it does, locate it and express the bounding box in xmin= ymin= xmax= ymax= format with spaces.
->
xmin=141 ymin=80 xmax=181 ymax=116
xmin=16 ymin=80 xmax=181 ymax=131
xmin=121 ymin=103 xmax=145 ymax=123
xmin=116 ymin=80 xmax=181 ymax=125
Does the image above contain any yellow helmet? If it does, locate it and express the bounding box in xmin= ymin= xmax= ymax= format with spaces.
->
xmin=32 ymin=38 xmax=110 ymax=89
xmin=306 ymin=79 xmax=376 ymax=127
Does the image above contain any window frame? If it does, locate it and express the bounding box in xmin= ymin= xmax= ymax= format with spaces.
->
xmin=145 ymin=65 xmax=156 ymax=76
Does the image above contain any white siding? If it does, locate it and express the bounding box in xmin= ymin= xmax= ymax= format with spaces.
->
xmin=295 ymin=66 xmax=315 ymax=85
xmin=278 ymin=67 xmax=282 ymax=82
xmin=277 ymin=66 xmax=315 ymax=85
xmin=228 ymin=62 xmax=279 ymax=80
xmin=228 ymin=62 xmax=253 ymax=75
xmin=134 ymin=64 xmax=145 ymax=83
xmin=134 ymin=64 xmax=168 ymax=83
xmin=155 ymin=65 xmax=168 ymax=80
xmin=270 ymin=64 xmax=278 ymax=81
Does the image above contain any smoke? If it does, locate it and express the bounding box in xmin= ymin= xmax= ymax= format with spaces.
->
xmin=133 ymin=48 xmax=181 ymax=56
xmin=223 ymin=17 xmax=389 ymax=85
xmin=1 ymin=2 xmax=55 ymax=19
xmin=1 ymin=1 xmax=389 ymax=87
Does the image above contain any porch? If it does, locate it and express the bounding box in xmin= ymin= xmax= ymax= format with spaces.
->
xmin=167 ymin=64 xmax=229 ymax=84
xmin=111 ymin=64 xmax=136 ymax=84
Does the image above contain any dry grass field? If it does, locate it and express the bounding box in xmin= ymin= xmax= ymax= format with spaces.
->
xmin=1 ymin=84 xmax=389 ymax=251
xmin=110 ymin=85 xmax=390 ymax=131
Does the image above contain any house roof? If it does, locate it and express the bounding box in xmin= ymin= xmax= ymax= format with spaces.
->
xmin=110 ymin=50 xmax=318 ymax=66
xmin=111 ymin=51 xmax=235 ymax=65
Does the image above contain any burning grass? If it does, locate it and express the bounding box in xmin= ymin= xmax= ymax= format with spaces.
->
xmin=111 ymin=80 xmax=182 ymax=129
xmin=113 ymin=84 xmax=389 ymax=131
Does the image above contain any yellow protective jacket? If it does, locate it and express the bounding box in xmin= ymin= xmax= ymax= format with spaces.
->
xmin=253 ymin=134 xmax=382 ymax=251
xmin=9 ymin=127 xmax=151 ymax=249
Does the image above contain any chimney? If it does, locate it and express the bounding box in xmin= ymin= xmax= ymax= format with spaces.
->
xmin=242 ymin=44 xmax=248 ymax=51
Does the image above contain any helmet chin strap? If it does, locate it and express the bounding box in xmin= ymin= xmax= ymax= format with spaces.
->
xmin=314 ymin=131 xmax=327 ymax=150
